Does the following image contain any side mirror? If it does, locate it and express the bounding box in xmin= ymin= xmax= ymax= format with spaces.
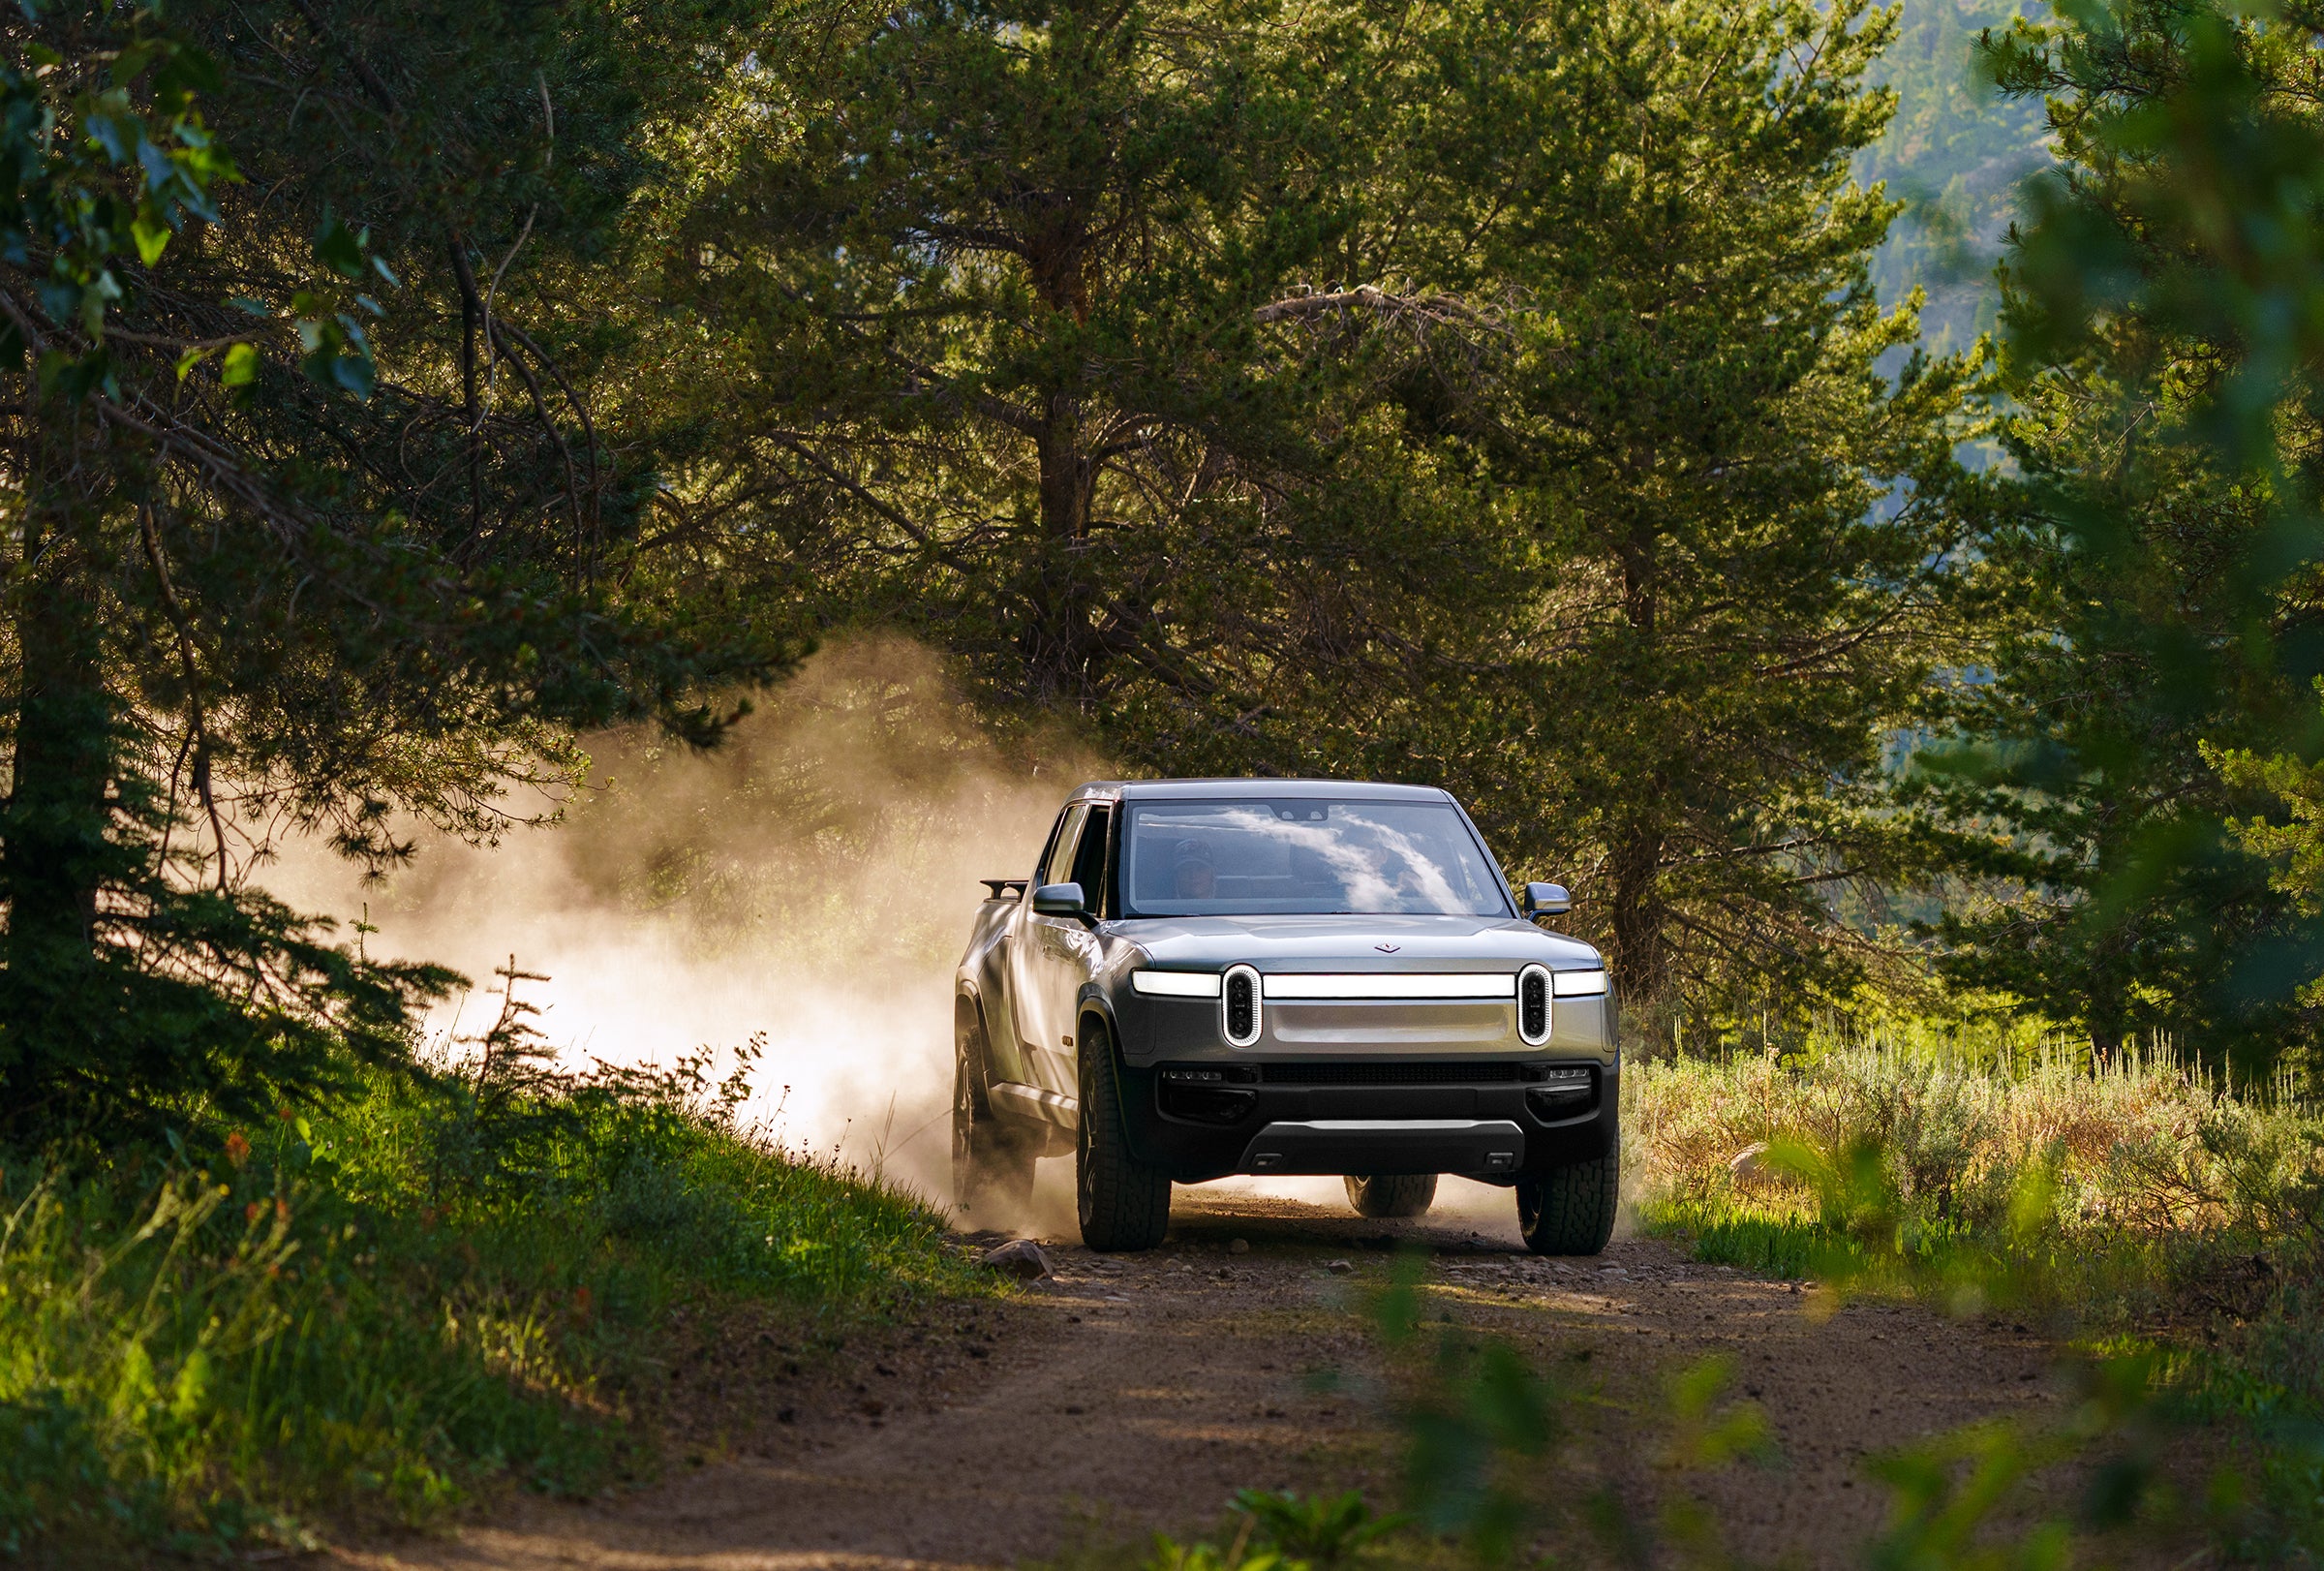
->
xmin=1522 ymin=881 xmax=1572 ymax=918
xmin=1032 ymin=881 xmax=1088 ymax=919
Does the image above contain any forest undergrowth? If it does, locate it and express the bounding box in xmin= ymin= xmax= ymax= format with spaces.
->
xmin=0 ymin=1006 xmax=981 ymax=1561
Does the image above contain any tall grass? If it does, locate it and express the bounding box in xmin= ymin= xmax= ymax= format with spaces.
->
xmin=0 ymin=1055 xmax=982 ymax=1560
xmin=1620 ymin=1032 xmax=2324 ymax=1556
xmin=1625 ymin=1032 xmax=2324 ymax=1529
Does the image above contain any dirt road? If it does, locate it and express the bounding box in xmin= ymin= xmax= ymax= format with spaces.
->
xmin=341 ymin=1183 xmax=2186 ymax=1571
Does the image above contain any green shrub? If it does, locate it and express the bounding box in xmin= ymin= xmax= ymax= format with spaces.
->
xmin=1627 ymin=1038 xmax=2324 ymax=1315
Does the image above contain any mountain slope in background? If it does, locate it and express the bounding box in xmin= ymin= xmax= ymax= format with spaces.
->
xmin=1863 ymin=0 xmax=2051 ymax=353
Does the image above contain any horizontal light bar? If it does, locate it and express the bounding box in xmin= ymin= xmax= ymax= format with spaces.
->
xmin=1131 ymin=970 xmax=1223 ymax=999
xmin=1551 ymin=969 xmax=1608 ymax=997
xmin=1263 ymin=972 xmax=1516 ymax=1001
xmin=1293 ymin=1119 xmax=1503 ymax=1131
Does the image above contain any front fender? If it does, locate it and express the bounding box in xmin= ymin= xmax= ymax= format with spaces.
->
xmin=1074 ymin=980 xmax=1120 ymax=1050
xmin=1071 ymin=988 xmax=1184 ymax=1173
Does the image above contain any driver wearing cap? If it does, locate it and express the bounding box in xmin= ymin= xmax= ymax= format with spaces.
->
xmin=1172 ymin=838 xmax=1216 ymax=900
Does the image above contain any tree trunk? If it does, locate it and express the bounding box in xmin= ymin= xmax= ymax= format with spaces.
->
xmin=3 ymin=501 xmax=111 ymax=1015
xmin=1605 ymin=514 xmax=1668 ymax=1035
xmin=1605 ymin=822 xmax=1668 ymax=1032
xmin=1024 ymin=394 xmax=1099 ymax=706
xmin=2089 ymin=1019 xmax=2123 ymax=1070
xmin=0 ymin=448 xmax=119 ymax=1137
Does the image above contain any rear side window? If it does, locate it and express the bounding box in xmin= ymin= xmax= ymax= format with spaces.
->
xmin=1040 ymin=804 xmax=1088 ymax=888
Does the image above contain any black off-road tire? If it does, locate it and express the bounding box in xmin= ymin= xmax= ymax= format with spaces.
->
xmin=1076 ymin=1019 xmax=1172 ymax=1251
xmin=953 ymin=1005 xmax=1035 ymax=1216
xmin=1345 ymin=1173 xmax=1438 ymax=1218
xmin=1515 ymin=1148 xmax=1619 ymax=1255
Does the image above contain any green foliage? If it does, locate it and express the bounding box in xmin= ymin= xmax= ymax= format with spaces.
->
xmin=1347 ymin=1123 xmax=2236 ymax=1567
xmin=1229 ymin=1489 xmax=1405 ymax=1571
xmin=657 ymin=0 xmax=1991 ymax=1032
xmin=1067 ymin=1489 xmax=1402 ymax=1571
xmin=1650 ymin=1197 xmax=1865 ymax=1283
xmin=1855 ymin=1357 xmax=2177 ymax=1571
xmin=1630 ymin=1035 xmax=2324 ymax=1312
xmin=19 ymin=0 xmax=2321 ymax=1145
xmin=1142 ymin=1540 xmax=1301 ymax=1571
xmin=0 ymin=3 xmax=232 ymax=369
xmin=1662 ymin=1354 xmax=1780 ymax=1473
xmin=676 ymin=0 xmax=1491 ymax=717
xmin=1909 ymin=0 xmax=2324 ymax=1083
xmin=1361 ymin=1251 xmax=1580 ymax=1565
xmin=1903 ymin=339 xmax=2312 ymax=1072
xmin=1650 ymin=1185 xmax=2233 ymax=1564
xmin=1339 ymin=1258 xmax=1786 ymax=1567
xmin=0 ymin=1048 xmax=981 ymax=1558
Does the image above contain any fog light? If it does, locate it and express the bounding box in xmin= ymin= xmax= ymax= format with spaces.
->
xmin=1160 ymin=1080 xmax=1257 ymax=1125
xmin=1526 ymin=1066 xmax=1595 ymax=1119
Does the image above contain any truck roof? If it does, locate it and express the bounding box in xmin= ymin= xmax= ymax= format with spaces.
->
xmin=1065 ymin=779 xmax=1455 ymax=803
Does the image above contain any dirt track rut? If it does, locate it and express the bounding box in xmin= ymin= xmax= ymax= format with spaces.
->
xmin=338 ymin=1184 xmax=2186 ymax=1571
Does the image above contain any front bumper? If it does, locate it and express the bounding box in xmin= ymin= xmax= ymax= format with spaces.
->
xmin=1115 ymin=1056 xmax=1619 ymax=1184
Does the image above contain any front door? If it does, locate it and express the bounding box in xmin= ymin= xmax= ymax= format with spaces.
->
xmin=1007 ymin=802 xmax=1086 ymax=1091
xmin=1027 ymin=804 xmax=1112 ymax=1096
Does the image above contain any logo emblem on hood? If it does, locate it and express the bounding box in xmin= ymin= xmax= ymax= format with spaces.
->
xmin=1374 ymin=942 xmax=1400 ymax=953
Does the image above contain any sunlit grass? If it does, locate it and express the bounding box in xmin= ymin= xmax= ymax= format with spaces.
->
xmin=1639 ymin=1197 xmax=1854 ymax=1282
xmin=0 ymin=1064 xmax=984 ymax=1559
xmin=1626 ymin=1030 xmax=2324 ymax=1552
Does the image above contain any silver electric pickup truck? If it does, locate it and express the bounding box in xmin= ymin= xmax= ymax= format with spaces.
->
xmin=952 ymin=779 xmax=1618 ymax=1253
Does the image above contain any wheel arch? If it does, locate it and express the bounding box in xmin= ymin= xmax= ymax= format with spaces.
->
xmin=956 ymin=987 xmax=998 ymax=1102
xmin=956 ymin=986 xmax=989 ymax=1047
xmin=1075 ymin=987 xmax=1121 ymax=1061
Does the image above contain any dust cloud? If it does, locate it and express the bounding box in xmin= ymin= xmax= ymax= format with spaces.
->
xmin=260 ymin=635 xmax=1089 ymax=1217
xmin=260 ymin=632 xmax=1540 ymax=1243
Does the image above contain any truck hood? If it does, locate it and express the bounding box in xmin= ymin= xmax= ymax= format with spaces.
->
xmin=1111 ymin=912 xmax=1601 ymax=971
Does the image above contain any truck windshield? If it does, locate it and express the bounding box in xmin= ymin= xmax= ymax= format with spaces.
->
xmin=1120 ymin=799 xmax=1511 ymax=917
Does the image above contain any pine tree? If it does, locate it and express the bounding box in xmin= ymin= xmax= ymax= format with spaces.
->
xmin=1911 ymin=0 xmax=2324 ymax=1078
xmin=668 ymin=0 xmax=1507 ymax=726
xmin=1441 ymin=0 xmax=1985 ymax=1031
